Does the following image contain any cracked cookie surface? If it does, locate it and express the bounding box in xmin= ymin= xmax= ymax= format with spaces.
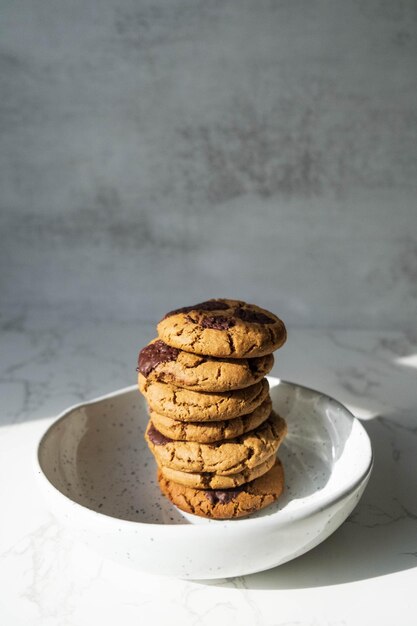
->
xmin=158 ymin=453 xmax=276 ymax=489
xmin=139 ymin=375 xmax=269 ymax=422
xmin=158 ymin=458 xmax=285 ymax=519
xmin=149 ymin=396 xmax=272 ymax=443
xmin=157 ymin=298 xmax=287 ymax=358
xmin=138 ymin=338 xmax=274 ymax=391
xmin=145 ymin=411 xmax=287 ymax=474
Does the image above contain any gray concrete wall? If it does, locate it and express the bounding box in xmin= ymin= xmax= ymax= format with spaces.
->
xmin=1 ymin=0 xmax=416 ymax=328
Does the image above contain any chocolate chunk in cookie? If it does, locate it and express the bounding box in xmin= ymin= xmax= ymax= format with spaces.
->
xmin=164 ymin=299 xmax=229 ymax=319
xmin=138 ymin=340 xmax=180 ymax=377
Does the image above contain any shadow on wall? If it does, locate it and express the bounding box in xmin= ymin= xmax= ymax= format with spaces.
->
xmin=199 ymin=411 xmax=417 ymax=589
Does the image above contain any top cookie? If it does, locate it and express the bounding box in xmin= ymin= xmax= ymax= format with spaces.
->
xmin=157 ymin=299 xmax=287 ymax=358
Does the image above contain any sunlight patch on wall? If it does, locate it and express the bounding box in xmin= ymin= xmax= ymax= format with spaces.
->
xmin=395 ymin=354 xmax=417 ymax=370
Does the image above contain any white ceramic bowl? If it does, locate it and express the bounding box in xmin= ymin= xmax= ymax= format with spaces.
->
xmin=35 ymin=377 xmax=373 ymax=579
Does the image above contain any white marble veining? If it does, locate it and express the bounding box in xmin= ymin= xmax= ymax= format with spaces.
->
xmin=1 ymin=316 xmax=417 ymax=624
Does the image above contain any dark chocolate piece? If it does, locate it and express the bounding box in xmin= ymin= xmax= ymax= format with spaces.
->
xmin=138 ymin=340 xmax=180 ymax=376
xmin=234 ymin=307 xmax=275 ymax=324
xmin=147 ymin=423 xmax=172 ymax=446
xmin=200 ymin=315 xmax=236 ymax=330
xmin=247 ymin=357 xmax=260 ymax=375
xmin=163 ymin=299 xmax=229 ymax=319
xmin=204 ymin=487 xmax=243 ymax=505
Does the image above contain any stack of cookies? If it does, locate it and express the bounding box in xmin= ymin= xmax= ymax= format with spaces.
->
xmin=138 ymin=299 xmax=288 ymax=519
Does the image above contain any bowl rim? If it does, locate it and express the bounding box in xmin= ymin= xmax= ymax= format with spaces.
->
xmin=34 ymin=377 xmax=373 ymax=534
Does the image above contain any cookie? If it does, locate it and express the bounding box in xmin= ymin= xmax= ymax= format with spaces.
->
xmin=138 ymin=339 xmax=274 ymax=391
xmin=157 ymin=298 xmax=286 ymax=358
xmin=145 ymin=411 xmax=287 ymax=474
xmin=139 ymin=375 xmax=269 ymax=422
xmin=158 ymin=453 xmax=276 ymax=489
xmin=149 ymin=396 xmax=272 ymax=443
xmin=158 ymin=458 xmax=285 ymax=519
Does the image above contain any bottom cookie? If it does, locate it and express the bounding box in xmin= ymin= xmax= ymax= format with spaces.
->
xmin=158 ymin=459 xmax=285 ymax=519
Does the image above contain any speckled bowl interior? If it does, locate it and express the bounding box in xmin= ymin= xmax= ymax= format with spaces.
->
xmin=36 ymin=377 xmax=373 ymax=577
xmin=37 ymin=378 xmax=371 ymax=526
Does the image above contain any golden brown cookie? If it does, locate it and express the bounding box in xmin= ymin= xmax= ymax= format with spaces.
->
xmin=158 ymin=458 xmax=285 ymax=519
xmin=145 ymin=411 xmax=287 ymax=474
xmin=138 ymin=339 xmax=274 ymax=391
xmin=157 ymin=298 xmax=286 ymax=358
xmin=158 ymin=453 xmax=276 ymax=489
xmin=149 ymin=396 xmax=272 ymax=443
xmin=139 ymin=375 xmax=269 ymax=422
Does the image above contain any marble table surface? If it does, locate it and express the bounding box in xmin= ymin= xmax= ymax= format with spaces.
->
xmin=1 ymin=313 xmax=417 ymax=626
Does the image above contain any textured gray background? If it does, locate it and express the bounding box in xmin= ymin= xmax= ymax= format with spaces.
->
xmin=1 ymin=0 xmax=417 ymax=329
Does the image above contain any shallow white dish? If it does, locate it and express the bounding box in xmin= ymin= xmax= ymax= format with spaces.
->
xmin=35 ymin=377 xmax=372 ymax=579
